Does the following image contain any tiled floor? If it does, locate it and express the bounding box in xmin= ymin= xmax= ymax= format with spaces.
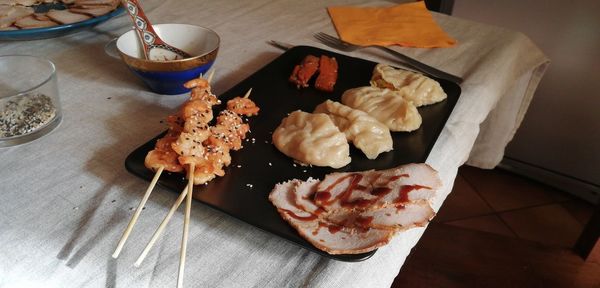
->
xmin=392 ymin=165 xmax=600 ymax=287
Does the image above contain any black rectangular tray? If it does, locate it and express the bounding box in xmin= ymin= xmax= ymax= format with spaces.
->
xmin=125 ymin=46 xmax=461 ymax=262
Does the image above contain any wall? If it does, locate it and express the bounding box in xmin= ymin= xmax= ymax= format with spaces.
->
xmin=453 ymin=0 xmax=600 ymax=202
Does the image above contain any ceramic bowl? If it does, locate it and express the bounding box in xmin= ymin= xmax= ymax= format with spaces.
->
xmin=116 ymin=23 xmax=219 ymax=95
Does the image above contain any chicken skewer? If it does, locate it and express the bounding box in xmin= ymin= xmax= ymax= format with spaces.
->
xmin=134 ymin=88 xmax=259 ymax=267
xmin=171 ymin=74 xmax=220 ymax=288
xmin=112 ymin=127 xmax=184 ymax=258
xmin=112 ymin=72 xmax=214 ymax=259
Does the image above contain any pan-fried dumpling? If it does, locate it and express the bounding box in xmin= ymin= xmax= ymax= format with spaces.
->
xmin=341 ymin=86 xmax=422 ymax=132
xmin=314 ymin=100 xmax=393 ymax=159
xmin=272 ymin=110 xmax=351 ymax=168
xmin=370 ymin=64 xmax=447 ymax=107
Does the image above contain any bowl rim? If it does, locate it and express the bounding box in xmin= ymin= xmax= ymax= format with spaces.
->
xmin=115 ymin=23 xmax=220 ymax=64
xmin=0 ymin=55 xmax=56 ymax=99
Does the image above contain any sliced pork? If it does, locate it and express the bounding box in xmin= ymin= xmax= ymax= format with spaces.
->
xmin=269 ymin=179 xmax=395 ymax=255
xmin=269 ymin=163 xmax=441 ymax=254
xmin=314 ymin=163 xmax=441 ymax=211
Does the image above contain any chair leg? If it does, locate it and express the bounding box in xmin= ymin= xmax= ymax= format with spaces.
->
xmin=574 ymin=201 xmax=600 ymax=261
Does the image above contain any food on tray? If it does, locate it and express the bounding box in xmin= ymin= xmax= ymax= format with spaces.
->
xmin=289 ymin=55 xmax=319 ymax=89
xmin=341 ymin=86 xmax=422 ymax=132
xmin=143 ymin=75 xmax=259 ymax=186
xmin=314 ymin=100 xmax=392 ymax=159
xmin=314 ymin=55 xmax=338 ymax=92
xmin=273 ymin=110 xmax=350 ymax=168
xmin=0 ymin=0 xmax=38 ymax=5
xmin=0 ymin=0 xmax=118 ymax=30
xmin=46 ymin=8 xmax=89 ymax=24
xmin=144 ymin=133 xmax=184 ymax=173
xmin=269 ymin=163 xmax=440 ymax=254
xmin=289 ymin=54 xmax=338 ymax=92
xmin=14 ymin=14 xmax=55 ymax=27
xmin=370 ymin=64 xmax=447 ymax=107
xmin=0 ymin=5 xmax=33 ymax=28
xmin=171 ymin=78 xmax=257 ymax=184
xmin=226 ymin=94 xmax=260 ymax=116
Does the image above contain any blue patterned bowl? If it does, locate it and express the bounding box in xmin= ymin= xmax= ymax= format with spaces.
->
xmin=116 ymin=23 xmax=219 ymax=95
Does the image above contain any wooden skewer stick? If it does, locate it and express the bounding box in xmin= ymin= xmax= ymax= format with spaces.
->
xmin=133 ymin=184 xmax=189 ymax=267
xmin=206 ymin=69 xmax=215 ymax=83
xmin=243 ymin=88 xmax=252 ymax=98
xmin=177 ymin=165 xmax=194 ymax=288
xmin=112 ymin=165 xmax=165 ymax=259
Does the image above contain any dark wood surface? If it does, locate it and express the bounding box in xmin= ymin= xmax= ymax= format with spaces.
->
xmin=393 ymin=223 xmax=600 ymax=287
xmin=575 ymin=201 xmax=600 ymax=260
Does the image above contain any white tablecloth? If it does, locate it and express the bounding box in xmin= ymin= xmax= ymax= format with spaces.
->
xmin=0 ymin=1 xmax=548 ymax=287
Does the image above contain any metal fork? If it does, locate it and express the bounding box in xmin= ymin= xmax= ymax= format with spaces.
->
xmin=314 ymin=32 xmax=463 ymax=83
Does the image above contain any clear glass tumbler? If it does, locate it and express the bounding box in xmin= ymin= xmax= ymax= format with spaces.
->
xmin=0 ymin=55 xmax=62 ymax=148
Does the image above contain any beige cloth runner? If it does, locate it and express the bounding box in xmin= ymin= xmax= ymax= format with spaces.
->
xmin=0 ymin=0 xmax=548 ymax=287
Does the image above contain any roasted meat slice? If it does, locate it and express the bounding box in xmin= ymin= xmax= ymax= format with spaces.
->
xmin=325 ymin=200 xmax=435 ymax=231
xmin=314 ymin=55 xmax=338 ymax=92
xmin=269 ymin=180 xmax=395 ymax=255
xmin=314 ymin=163 xmax=441 ymax=211
xmin=269 ymin=163 xmax=441 ymax=255
xmin=289 ymin=55 xmax=320 ymax=88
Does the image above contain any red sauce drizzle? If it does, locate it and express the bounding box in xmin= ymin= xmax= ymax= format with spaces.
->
xmin=355 ymin=216 xmax=374 ymax=228
xmin=327 ymin=224 xmax=343 ymax=234
xmin=315 ymin=174 xmax=362 ymax=207
xmin=282 ymin=209 xmax=318 ymax=221
xmin=314 ymin=191 xmax=331 ymax=203
xmin=389 ymin=174 xmax=409 ymax=181
xmin=371 ymin=187 xmax=391 ymax=197
xmin=313 ymin=221 xmax=343 ymax=235
xmin=394 ymin=185 xmax=431 ymax=204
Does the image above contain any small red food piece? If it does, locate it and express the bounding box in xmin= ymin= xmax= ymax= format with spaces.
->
xmin=314 ymin=55 xmax=338 ymax=92
xmin=289 ymin=55 xmax=320 ymax=88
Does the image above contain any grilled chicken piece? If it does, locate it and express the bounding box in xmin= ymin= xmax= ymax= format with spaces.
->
xmin=289 ymin=55 xmax=320 ymax=88
xmin=314 ymin=55 xmax=338 ymax=92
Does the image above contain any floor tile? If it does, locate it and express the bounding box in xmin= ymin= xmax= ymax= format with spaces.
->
xmin=499 ymin=204 xmax=583 ymax=248
xmin=560 ymin=200 xmax=596 ymax=225
xmin=393 ymin=223 xmax=600 ymax=288
xmin=445 ymin=215 xmax=515 ymax=238
xmin=460 ymin=166 xmax=564 ymax=212
xmin=434 ymin=175 xmax=493 ymax=222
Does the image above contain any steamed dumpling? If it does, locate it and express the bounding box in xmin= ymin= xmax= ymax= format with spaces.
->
xmin=370 ymin=64 xmax=447 ymax=107
xmin=272 ymin=110 xmax=351 ymax=168
xmin=341 ymin=86 xmax=422 ymax=132
xmin=314 ymin=100 xmax=393 ymax=159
